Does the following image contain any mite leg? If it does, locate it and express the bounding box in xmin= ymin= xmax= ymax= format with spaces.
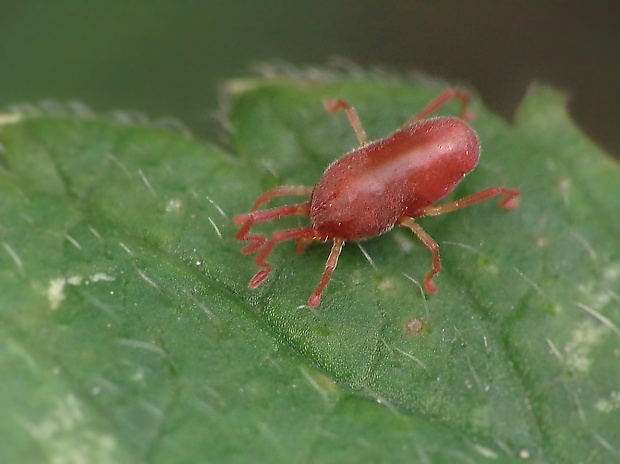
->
xmin=399 ymin=217 xmax=441 ymax=294
xmin=250 ymin=185 xmax=313 ymax=211
xmin=235 ymin=202 xmax=310 ymax=254
xmin=421 ymin=188 xmax=520 ymax=217
xmin=308 ymin=239 xmax=345 ymax=307
xmin=405 ymin=88 xmax=471 ymax=125
xmin=323 ymin=99 xmax=368 ymax=146
xmin=249 ymin=228 xmax=318 ymax=289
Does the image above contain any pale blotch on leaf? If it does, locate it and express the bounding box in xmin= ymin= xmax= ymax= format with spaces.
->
xmin=604 ymin=264 xmax=620 ymax=279
xmin=349 ymin=269 xmax=363 ymax=286
xmin=405 ymin=318 xmax=426 ymax=335
xmin=47 ymin=277 xmax=73 ymax=310
xmin=90 ymin=273 xmax=115 ymax=283
xmin=391 ymin=230 xmax=414 ymax=253
xmin=563 ymin=319 xmax=607 ymax=373
xmin=20 ymin=394 xmax=117 ymax=463
xmin=377 ymin=277 xmax=396 ymax=293
xmin=67 ymin=276 xmax=83 ymax=286
xmin=0 ymin=113 xmax=23 ymax=126
xmin=558 ymin=177 xmax=571 ymax=205
xmin=577 ymin=264 xmax=620 ymax=319
xmin=594 ymin=391 xmax=620 ymax=413
xmin=165 ymin=198 xmax=183 ymax=213
xmin=46 ymin=273 xmax=116 ymax=310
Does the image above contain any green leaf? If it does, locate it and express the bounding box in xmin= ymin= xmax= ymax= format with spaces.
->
xmin=1 ymin=76 xmax=618 ymax=463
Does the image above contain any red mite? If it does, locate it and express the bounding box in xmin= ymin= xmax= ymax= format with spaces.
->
xmin=234 ymin=89 xmax=520 ymax=307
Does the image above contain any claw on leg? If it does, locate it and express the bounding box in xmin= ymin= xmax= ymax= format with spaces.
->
xmin=399 ymin=217 xmax=440 ymax=294
xmin=248 ymin=228 xmax=318 ymax=289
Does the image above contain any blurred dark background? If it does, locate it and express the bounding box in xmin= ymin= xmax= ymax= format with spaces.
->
xmin=1 ymin=1 xmax=618 ymax=158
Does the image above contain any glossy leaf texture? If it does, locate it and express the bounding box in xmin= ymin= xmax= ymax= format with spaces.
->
xmin=0 ymin=77 xmax=618 ymax=463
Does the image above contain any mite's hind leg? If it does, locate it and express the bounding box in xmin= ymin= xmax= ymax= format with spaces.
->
xmin=323 ymin=99 xmax=368 ymax=146
xmin=401 ymin=187 xmax=520 ymax=294
xmin=421 ymin=187 xmax=520 ymax=217
xmin=405 ymin=89 xmax=471 ymax=125
xmin=399 ymin=217 xmax=441 ymax=294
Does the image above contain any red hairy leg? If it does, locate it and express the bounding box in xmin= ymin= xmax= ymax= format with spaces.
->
xmin=399 ymin=218 xmax=441 ymax=294
xmin=234 ymin=203 xmax=310 ymax=254
xmin=249 ymin=228 xmax=319 ymax=288
xmin=399 ymin=188 xmax=520 ymax=293
xmin=323 ymin=99 xmax=368 ymax=146
xmin=421 ymin=187 xmax=520 ymax=217
xmin=308 ymin=239 xmax=345 ymax=307
xmin=250 ymin=186 xmax=313 ymax=211
xmin=405 ymin=88 xmax=471 ymax=125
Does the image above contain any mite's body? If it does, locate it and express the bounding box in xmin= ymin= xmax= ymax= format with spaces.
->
xmin=234 ymin=89 xmax=520 ymax=307
xmin=311 ymin=117 xmax=478 ymax=240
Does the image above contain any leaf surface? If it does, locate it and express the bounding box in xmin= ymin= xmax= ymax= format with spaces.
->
xmin=0 ymin=78 xmax=618 ymax=463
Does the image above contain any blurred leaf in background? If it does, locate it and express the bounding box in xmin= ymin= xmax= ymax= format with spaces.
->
xmin=0 ymin=76 xmax=618 ymax=463
xmin=1 ymin=1 xmax=619 ymax=156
